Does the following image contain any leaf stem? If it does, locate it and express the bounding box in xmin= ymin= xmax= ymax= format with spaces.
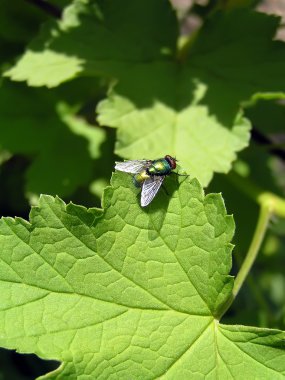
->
xmin=233 ymin=203 xmax=272 ymax=299
xmin=218 ymin=203 xmax=272 ymax=319
xmin=234 ymin=250 xmax=274 ymax=325
xmin=218 ymin=170 xmax=285 ymax=319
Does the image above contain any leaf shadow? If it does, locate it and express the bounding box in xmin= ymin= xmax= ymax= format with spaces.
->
xmin=0 ymin=81 xmax=104 ymax=198
xmin=26 ymin=7 xmax=285 ymax=130
xmin=21 ymin=7 xmax=278 ymax=129
xmin=143 ymin=175 xmax=182 ymax=241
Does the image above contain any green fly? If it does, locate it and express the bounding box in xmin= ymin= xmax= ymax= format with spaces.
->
xmin=115 ymin=155 xmax=184 ymax=207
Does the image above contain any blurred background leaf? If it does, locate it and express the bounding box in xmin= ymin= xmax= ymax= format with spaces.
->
xmin=0 ymin=79 xmax=115 ymax=207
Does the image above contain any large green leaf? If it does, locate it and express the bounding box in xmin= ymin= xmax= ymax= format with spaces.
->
xmin=5 ymin=1 xmax=285 ymax=185
xmin=97 ymin=63 xmax=251 ymax=185
xmin=5 ymin=0 xmax=177 ymax=87
xmin=0 ymin=173 xmax=284 ymax=379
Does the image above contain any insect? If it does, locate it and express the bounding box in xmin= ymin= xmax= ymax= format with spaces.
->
xmin=115 ymin=155 xmax=185 ymax=207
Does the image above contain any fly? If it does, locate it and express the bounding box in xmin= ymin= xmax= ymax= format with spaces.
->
xmin=115 ymin=155 xmax=186 ymax=207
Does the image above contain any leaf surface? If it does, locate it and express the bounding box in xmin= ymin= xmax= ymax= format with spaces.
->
xmin=97 ymin=63 xmax=251 ymax=185
xmin=5 ymin=0 xmax=177 ymax=87
xmin=0 ymin=173 xmax=284 ymax=379
xmin=4 ymin=2 xmax=285 ymax=184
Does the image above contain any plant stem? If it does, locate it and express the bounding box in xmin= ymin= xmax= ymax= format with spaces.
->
xmin=217 ymin=170 xmax=285 ymax=319
xmin=234 ymin=250 xmax=274 ymax=325
xmin=218 ymin=203 xmax=272 ymax=319
xmin=233 ymin=204 xmax=272 ymax=299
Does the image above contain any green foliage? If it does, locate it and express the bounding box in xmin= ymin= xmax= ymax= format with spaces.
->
xmin=5 ymin=1 xmax=285 ymax=185
xmin=0 ymin=81 xmax=106 ymax=197
xmin=1 ymin=0 xmax=285 ymax=378
xmin=97 ymin=68 xmax=251 ymax=186
xmin=0 ymin=175 xmax=284 ymax=379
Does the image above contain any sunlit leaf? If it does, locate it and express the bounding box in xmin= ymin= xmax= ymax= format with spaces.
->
xmin=0 ymin=174 xmax=284 ymax=378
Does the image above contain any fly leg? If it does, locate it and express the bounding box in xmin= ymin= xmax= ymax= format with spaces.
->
xmin=172 ymin=172 xmax=189 ymax=177
xmin=171 ymin=171 xmax=189 ymax=184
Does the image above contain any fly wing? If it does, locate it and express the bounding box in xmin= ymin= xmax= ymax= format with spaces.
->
xmin=115 ymin=160 xmax=150 ymax=174
xmin=141 ymin=176 xmax=164 ymax=207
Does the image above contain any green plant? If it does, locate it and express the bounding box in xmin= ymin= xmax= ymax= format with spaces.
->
xmin=0 ymin=0 xmax=285 ymax=378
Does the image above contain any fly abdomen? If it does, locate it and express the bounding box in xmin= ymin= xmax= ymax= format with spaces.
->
xmin=133 ymin=170 xmax=150 ymax=187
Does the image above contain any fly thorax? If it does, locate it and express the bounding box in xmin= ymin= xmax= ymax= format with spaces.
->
xmin=148 ymin=159 xmax=171 ymax=175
